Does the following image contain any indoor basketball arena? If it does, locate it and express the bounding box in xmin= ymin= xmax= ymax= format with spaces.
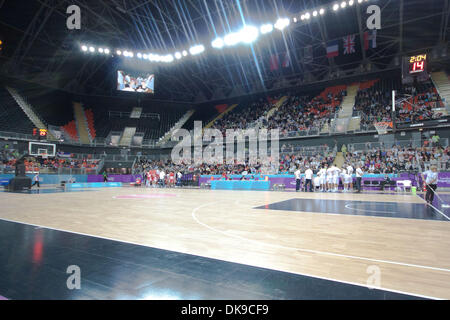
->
xmin=0 ymin=0 xmax=449 ymax=303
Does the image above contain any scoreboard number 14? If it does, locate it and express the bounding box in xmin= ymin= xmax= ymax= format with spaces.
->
xmin=409 ymin=54 xmax=427 ymax=74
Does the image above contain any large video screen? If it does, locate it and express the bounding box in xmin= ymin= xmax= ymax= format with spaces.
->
xmin=117 ymin=70 xmax=154 ymax=94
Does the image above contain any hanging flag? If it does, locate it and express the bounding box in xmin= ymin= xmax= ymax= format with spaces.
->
xmin=304 ymin=45 xmax=313 ymax=63
xmin=364 ymin=29 xmax=377 ymax=50
xmin=267 ymin=97 xmax=279 ymax=105
xmin=269 ymin=54 xmax=279 ymax=71
xmin=215 ymin=104 xmax=228 ymax=113
xmin=282 ymin=52 xmax=290 ymax=68
xmin=326 ymin=40 xmax=339 ymax=58
xmin=343 ymin=34 xmax=356 ymax=55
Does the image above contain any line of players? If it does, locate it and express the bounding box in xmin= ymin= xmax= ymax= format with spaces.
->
xmin=297 ymin=163 xmax=364 ymax=192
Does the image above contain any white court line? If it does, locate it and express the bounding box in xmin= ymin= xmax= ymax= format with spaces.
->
xmin=345 ymin=203 xmax=405 ymax=215
xmin=415 ymin=195 xmax=450 ymax=221
xmin=192 ymin=201 xmax=450 ymax=293
xmin=191 ymin=203 xmax=445 ymax=300
xmin=192 ymin=202 xmax=450 ymax=273
xmin=0 ymin=213 xmax=442 ymax=300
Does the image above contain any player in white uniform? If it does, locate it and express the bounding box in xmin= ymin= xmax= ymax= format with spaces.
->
xmin=341 ymin=167 xmax=349 ymax=192
xmin=317 ymin=166 xmax=327 ymax=192
xmin=346 ymin=164 xmax=354 ymax=192
xmin=326 ymin=165 xmax=334 ymax=192
xmin=332 ymin=165 xmax=341 ymax=192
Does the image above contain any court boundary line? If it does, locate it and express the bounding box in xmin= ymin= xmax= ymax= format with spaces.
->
xmin=343 ymin=202 xmax=449 ymax=220
xmin=0 ymin=197 xmax=447 ymax=301
xmin=191 ymin=201 xmax=450 ymax=299
xmin=192 ymin=202 xmax=450 ymax=273
xmin=253 ymin=198 xmax=448 ymax=222
xmin=415 ymin=194 xmax=450 ymax=221
xmin=0 ymin=215 xmax=440 ymax=300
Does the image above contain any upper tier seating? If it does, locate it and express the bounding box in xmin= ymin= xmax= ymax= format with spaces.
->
xmin=0 ymin=87 xmax=35 ymax=134
xmin=354 ymin=78 xmax=446 ymax=130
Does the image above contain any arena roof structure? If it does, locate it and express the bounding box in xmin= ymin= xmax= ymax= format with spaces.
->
xmin=0 ymin=0 xmax=449 ymax=103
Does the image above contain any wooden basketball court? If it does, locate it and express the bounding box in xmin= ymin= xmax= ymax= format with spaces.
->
xmin=0 ymin=187 xmax=449 ymax=299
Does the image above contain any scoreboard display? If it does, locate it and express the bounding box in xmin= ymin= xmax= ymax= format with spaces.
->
xmin=402 ymin=54 xmax=429 ymax=83
xmin=32 ymin=128 xmax=48 ymax=139
xmin=408 ymin=54 xmax=427 ymax=74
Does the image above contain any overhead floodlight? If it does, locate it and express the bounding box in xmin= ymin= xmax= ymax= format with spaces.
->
xmin=260 ymin=24 xmax=273 ymax=34
xmin=349 ymin=0 xmax=354 ymax=5
xmin=142 ymin=54 xmax=148 ymax=60
xmin=98 ymin=48 xmax=104 ymax=53
xmin=358 ymin=0 xmax=363 ymax=2
xmin=300 ymin=14 xmax=305 ymax=20
xmin=182 ymin=50 xmax=188 ymax=57
xmin=89 ymin=46 xmax=95 ymax=52
xmin=319 ymin=8 xmax=325 ymax=15
xmin=333 ymin=3 xmax=340 ymax=10
xmin=224 ymin=32 xmax=240 ymax=46
xmin=160 ymin=54 xmax=173 ymax=63
xmin=104 ymin=48 xmax=110 ymax=54
xmin=211 ymin=37 xmax=224 ymax=49
xmin=304 ymin=12 xmax=310 ymax=20
xmin=174 ymin=52 xmax=182 ymax=59
xmin=165 ymin=54 xmax=174 ymax=63
xmin=341 ymin=1 xmax=347 ymax=8
xmin=189 ymin=44 xmax=205 ymax=55
xmin=116 ymin=50 xmax=122 ymax=55
xmin=137 ymin=53 xmax=142 ymax=59
xmin=313 ymin=10 xmax=318 ymax=17
xmin=239 ymin=26 xmax=259 ymax=44
xmin=293 ymin=17 xmax=297 ymax=23
xmin=128 ymin=52 xmax=134 ymax=58
xmin=274 ymin=18 xmax=290 ymax=30
xmin=81 ymin=45 xmax=88 ymax=52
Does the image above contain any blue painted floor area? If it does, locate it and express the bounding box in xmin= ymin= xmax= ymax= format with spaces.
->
xmin=255 ymin=199 xmax=449 ymax=221
xmin=0 ymin=219 xmax=422 ymax=300
xmin=418 ymin=193 xmax=450 ymax=219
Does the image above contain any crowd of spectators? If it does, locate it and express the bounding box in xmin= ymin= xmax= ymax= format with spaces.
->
xmin=343 ymin=144 xmax=449 ymax=174
xmin=210 ymin=88 xmax=345 ymax=137
xmin=0 ymin=144 xmax=101 ymax=174
xmin=355 ymin=80 xmax=445 ymax=129
xmin=133 ymin=146 xmax=337 ymax=178
xmin=265 ymin=90 xmax=344 ymax=135
xmin=396 ymin=82 xmax=444 ymax=123
xmin=354 ymin=81 xmax=393 ymax=128
xmin=211 ymin=94 xmax=284 ymax=135
xmin=132 ymin=142 xmax=448 ymax=182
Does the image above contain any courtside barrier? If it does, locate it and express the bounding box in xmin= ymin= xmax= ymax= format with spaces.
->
xmin=210 ymin=180 xmax=270 ymax=191
xmin=66 ymin=182 xmax=122 ymax=189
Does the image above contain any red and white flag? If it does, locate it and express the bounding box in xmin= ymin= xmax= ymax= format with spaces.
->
xmin=343 ymin=34 xmax=356 ymax=55
xmin=326 ymin=40 xmax=339 ymax=58
xmin=364 ymin=30 xmax=377 ymax=50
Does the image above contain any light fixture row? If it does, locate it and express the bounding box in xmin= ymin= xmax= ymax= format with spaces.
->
xmin=80 ymin=0 xmax=372 ymax=63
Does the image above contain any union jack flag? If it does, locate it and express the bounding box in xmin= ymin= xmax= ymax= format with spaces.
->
xmin=343 ymin=34 xmax=356 ymax=55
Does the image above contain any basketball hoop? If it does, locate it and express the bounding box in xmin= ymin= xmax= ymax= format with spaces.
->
xmin=38 ymin=151 xmax=49 ymax=159
xmin=374 ymin=122 xmax=392 ymax=135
